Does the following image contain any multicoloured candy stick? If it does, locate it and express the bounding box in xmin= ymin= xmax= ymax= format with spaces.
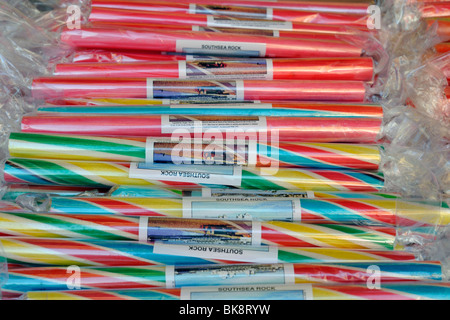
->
xmin=0 ymin=213 xmax=423 ymax=250
xmin=110 ymin=186 xmax=400 ymax=200
xmin=1 ymin=261 xmax=444 ymax=293
xmin=36 ymin=102 xmax=384 ymax=118
xmin=8 ymin=133 xmax=382 ymax=170
xmin=23 ymin=195 xmax=448 ymax=226
xmin=0 ymin=237 xmax=421 ymax=267
xmin=3 ymin=158 xmax=386 ymax=191
xmin=40 ymin=98 xmax=384 ymax=118
xmin=25 ymin=282 xmax=450 ymax=300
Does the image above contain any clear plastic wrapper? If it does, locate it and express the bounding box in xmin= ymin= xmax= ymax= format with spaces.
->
xmin=379 ymin=106 xmax=449 ymax=199
xmin=0 ymin=213 xmax=438 ymax=250
xmin=24 ymin=282 xmax=450 ymax=300
xmin=1 ymin=261 xmax=445 ymax=294
xmin=18 ymin=113 xmax=383 ymax=143
xmin=400 ymin=51 xmax=450 ymax=122
xmin=34 ymin=101 xmax=384 ymax=118
xmin=1 ymin=158 xmax=386 ymax=192
xmin=14 ymin=193 xmax=450 ymax=226
xmin=51 ymin=57 xmax=375 ymax=81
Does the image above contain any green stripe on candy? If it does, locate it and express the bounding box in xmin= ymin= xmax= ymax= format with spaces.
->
xmin=7 ymin=158 xmax=106 ymax=187
xmin=8 ymin=212 xmax=133 ymax=240
xmin=92 ymin=267 xmax=166 ymax=283
xmin=323 ymin=224 xmax=394 ymax=250
xmin=10 ymin=133 xmax=145 ymax=160
xmin=240 ymin=170 xmax=286 ymax=190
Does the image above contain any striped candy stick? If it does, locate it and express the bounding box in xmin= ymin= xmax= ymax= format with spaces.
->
xmin=0 ymin=213 xmax=432 ymax=250
xmin=35 ymin=102 xmax=384 ymax=118
xmin=109 ymin=186 xmax=401 ymax=199
xmin=0 ymin=237 xmax=421 ymax=267
xmin=25 ymin=283 xmax=450 ymax=300
xmin=8 ymin=132 xmax=382 ymax=170
xmin=27 ymin=196 xmax=448 ymax=226
xmin=3 ymin=158 xmax=386 ymax=192
xmin=1 ymin=261 xmax=444 ymax=293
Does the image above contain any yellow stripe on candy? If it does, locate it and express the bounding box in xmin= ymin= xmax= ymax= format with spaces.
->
xmin=26 ymin=291 xmax=87 ymax=300
xmin=0 ymin=238 xmax=93 ymax=266
xmin=63 ymin=161 xmax=159 ymax=187
xmin=0 ymin=214 xmax=81 ymax=239
xmin=265 ymin=222 xmax=372 ymax=249
xmin=10 ymin=142 xmax=142 ymax=162
xmin=293 ymin=248 xmax=384 ymax=262
xmin=256 ymin=168 xmax=342 ymax=191
xmin=311 ymin=287 xmax=363 ymax=300
xmin=120 ymin=198 xmax=183 ymax=217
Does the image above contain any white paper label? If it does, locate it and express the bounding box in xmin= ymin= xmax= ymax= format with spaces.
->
xmin=160 ymin=114 xmax=267 ymax=134
xmin=207 ymin=16 xmax=293 ymax=31
xmin=166 ymin=263 xmax=295 ymax=289
xmin=169 ymin=103 xmax=272 ymax=109
xmin=180 ymin=284 xmax=313 ymax=300
xmin=138 ymin=216 xmax=260 ymax=246
xmin=178 ymin=59 xmax=273 ymax=80
xmin=129 ymin=162 xmax=243 ymax=186
xmin=201 ymin=188 xmax=316 ymax=199
xmin=153 ymin=242 xmax=278 ymax=263
xmin=182 ymin=197 xmax=302 ymax=221
xmin=176 ymin=39 xmax=267 ymax=57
